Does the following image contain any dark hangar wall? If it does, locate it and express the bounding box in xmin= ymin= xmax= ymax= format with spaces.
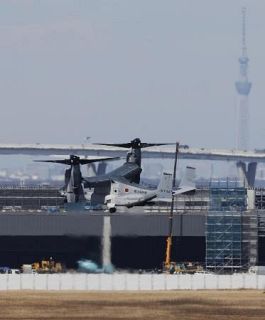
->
xmin=0 ymin=212 xmax=206 ymax=236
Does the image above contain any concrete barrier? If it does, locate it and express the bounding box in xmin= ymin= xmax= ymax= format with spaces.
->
xmin=0 ymin=273 xmax=264 ymax=291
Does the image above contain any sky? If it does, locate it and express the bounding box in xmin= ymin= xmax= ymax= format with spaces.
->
xmin=0 ymin=0 xmax=264 ymax=150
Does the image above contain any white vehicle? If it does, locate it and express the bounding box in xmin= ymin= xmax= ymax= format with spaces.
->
xmin=21 ymin=264 xmax=33 ymax=274
xmin=10 ymin=269 xmax=20 ymax=274
xmin=105 ymin=166 xmax=196 ymax=212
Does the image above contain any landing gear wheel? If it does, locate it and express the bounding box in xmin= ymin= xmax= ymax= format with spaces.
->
xmin=109 ymin=207 xmax=117 ymax=213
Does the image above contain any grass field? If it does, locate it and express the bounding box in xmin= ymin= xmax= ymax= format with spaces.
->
xmin=0 ymin=290 xmax=264 ymax=319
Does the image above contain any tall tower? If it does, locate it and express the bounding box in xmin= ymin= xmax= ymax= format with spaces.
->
xmin=235 ymin=7 xmax=252 ymax=150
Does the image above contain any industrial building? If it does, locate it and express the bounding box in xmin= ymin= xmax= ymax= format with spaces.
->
xmin=0 ymin=185 xmax=262 ymax=273
xmin=0 ymin=186 xmax=64 ymax=210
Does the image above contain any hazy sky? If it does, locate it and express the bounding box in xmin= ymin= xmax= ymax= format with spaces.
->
xmin=0 ymin=0 xmax=264 ymax=149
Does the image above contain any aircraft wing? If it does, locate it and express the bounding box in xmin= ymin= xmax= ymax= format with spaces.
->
xmin=83 ymin=163 xmax=141 ymax=188
xmin=83 ymin=174 xmax=111 ymax=187
xmin=109 ymin=176 xmax=132 ymax=185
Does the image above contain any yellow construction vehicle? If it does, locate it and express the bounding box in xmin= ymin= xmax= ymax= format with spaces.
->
xmin=32 ymin=258 xmax=64 ymax=273
xmin=184 ymin=261 xmax=204 ymax=274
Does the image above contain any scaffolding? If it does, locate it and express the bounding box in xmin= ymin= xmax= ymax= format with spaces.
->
xmin=206 ymin=186 xmax=258 ymax=272
xmin=206 ymin=211 xmax=242 ymax=273
xmin=209 ymin=188 xmax=247 ymax=211
xmin=242 ymin=212 xmax=258 ymax=267
xmin=255 ymin=189 xmax=265 ymax=210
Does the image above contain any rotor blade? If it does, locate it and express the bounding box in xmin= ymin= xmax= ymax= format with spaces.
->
xmin=140 ymin=143 xmax=172 ymax=148
xmin=34 ymin=159 xmax=72 ymax=165
xmin=95 ymin=143 xmax=132 ymax=148
xmin=95 ymin=143 xmax=172 ymax=149
xmin=78 ymin=157 xmax=120 ymax=164
xmin=34 ymin=157 xmax=120 ymax=165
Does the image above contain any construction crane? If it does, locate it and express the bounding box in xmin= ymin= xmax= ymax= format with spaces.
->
xmin=163 ymin=142 xmax=179 ymax=272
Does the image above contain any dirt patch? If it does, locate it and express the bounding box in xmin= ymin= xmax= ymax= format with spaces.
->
xmin=0 ymin=290 xmax=264 ymax=319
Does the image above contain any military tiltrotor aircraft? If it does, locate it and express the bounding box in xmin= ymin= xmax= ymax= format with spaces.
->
xmin=36 ymin=138 xmax=169 ymax=204
xmin=36 ymin=138 xmax=194 ymax=209
xmin=105 ymin=166 xmax=196 ymax=213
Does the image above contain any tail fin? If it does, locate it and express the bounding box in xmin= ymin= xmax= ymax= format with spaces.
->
xmin=157 ymin=172 xmax=173 ymax=198
xmin=175 ymin=166 xmax=196 ymax=195
xmin=179 ymin=166 xmax=196 ymax=188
